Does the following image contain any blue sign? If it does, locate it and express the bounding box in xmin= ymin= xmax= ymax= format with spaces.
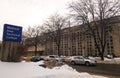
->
xmin=3 ymin=24 xmax=22 ymax=42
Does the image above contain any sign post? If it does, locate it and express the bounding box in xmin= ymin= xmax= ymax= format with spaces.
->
xmin=1 ymin=24 xmax=23 ymax=62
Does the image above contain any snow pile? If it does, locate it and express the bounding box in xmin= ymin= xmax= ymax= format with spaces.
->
xmin=104 ymin=57 xmax=112 ymax=61
xmin=0 ymin=61 xmax=107 ymax=78
xmin=104 ymin=57 xmax=120 ymax=64
xmin=53 ymin=65 xmax=75 ymax=71
xmin=112 ymin=58 xmax=120 ymax=64
xmin=94 ymin=57 xmax=120 ymax=64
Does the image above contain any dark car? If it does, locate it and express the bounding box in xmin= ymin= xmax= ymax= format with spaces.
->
xmin=31 ymin=56 xmax=44 ymax=62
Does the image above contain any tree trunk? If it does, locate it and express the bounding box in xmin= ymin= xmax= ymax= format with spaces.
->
xmin=57 ymin=44 xmax=60 ymax=56
xmin=100 ymin=52 xmax=104 ymax=60
xmin=35 ymin=45 xmax=37 ymax=56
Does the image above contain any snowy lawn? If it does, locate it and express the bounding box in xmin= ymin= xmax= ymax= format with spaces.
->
xmin=95 ymin=57 xmax=120 ymax=64
xmin=0 ymin=61 xmax=107 ymax=78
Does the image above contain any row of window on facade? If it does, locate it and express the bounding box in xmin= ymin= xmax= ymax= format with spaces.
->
xmin=46 ymin=25 xmax=114 ymax=56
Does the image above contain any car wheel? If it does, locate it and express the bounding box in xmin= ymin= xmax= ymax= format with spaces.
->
xmin=85 ymin=62 xmax=90 ymax=66
xmin=71 ymin=61 xmax=76 ymax=65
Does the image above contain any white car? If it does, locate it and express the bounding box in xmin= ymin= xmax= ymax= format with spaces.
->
xmin=71 ymin=56 xmax=97 ymax=66
xmin=46 ymin=55 xmax=64 ymax=62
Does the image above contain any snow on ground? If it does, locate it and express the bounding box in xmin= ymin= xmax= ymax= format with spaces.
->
xmin=95 ymin=57 xmax=120 ymax=64
xmin=112 ymin=57 xmax=120 ymax=62
xmin=0 ymin=61 xmax=107 ymax=78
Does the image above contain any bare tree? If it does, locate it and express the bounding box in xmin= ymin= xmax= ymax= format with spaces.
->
xmin=69 ymin=0 xmax=120 ymax=60
xmin=25 ymin=26 xmax=44 ymax=56
xmin=44 ymin=13 xmax=68 ymax=56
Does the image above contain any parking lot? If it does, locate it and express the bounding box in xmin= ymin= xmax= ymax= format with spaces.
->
xmin=27 ymin=55 xmax=120 ymax=78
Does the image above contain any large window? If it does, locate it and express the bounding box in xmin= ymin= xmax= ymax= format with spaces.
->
xmin=106 ymin=25 xmax=114 ymax=55
xmin=77 ymin=32 xmax=82 ymax=55
xmin=72 ymin=33 xmax=76 ymax=55
xmin=106 ymin=35 xmax=114 ymax=55
xmin=86 ymin=32 xmax=92 ymax=56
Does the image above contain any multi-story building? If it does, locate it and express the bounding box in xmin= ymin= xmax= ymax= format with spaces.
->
xmin=45 ymin=16 xmax=120 ymax=57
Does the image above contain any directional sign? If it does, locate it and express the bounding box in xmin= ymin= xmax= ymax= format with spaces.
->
xmin=3 ymin=24 xmax=22 ymax=42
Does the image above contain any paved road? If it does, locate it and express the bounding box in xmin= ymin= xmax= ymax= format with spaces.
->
xmin=67 ymin=63 xmax=120 ymax=78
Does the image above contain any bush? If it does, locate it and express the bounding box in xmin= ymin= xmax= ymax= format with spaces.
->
xmin=44 ymin=60 xmax=65 ymax=68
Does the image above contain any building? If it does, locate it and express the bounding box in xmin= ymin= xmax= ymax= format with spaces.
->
xmin=45 ymin=16 xmax=120 ymax=57
xmin=26 ymin=44 xmax=45 ymax=56
xmin=24 ymin=37 xmax=45 ymax=57
xmin=0 ymin=41 xmax=2 ymax=58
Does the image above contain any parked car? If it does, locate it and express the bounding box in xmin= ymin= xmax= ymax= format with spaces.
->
xmin=64 ymin=56 xmax=72 ymax=62
xmin=70 ymin=56 xmax=97 ymax=66
xmin=107 ymin=54 xmax=113 ymax=59
xmin=45 ymin=55 xmax=64 ymax=62
xmin=31 ymin=56 xmax=44 ymax=62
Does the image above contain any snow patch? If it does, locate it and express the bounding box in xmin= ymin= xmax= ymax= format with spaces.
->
xmin=0 ymin=61 xmax=107 ymax=78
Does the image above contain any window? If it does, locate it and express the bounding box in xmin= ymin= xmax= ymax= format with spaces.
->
xmin=49 ymin=56 xmax=55 ymax=58
xmin=106 ymin=33 xmax=114 ymax=55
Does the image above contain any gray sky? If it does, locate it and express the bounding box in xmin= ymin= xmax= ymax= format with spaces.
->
xmin=0 ymin=0 xmax=73 ymax=40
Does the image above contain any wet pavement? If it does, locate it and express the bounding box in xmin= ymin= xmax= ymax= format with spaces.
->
xmin=67 ymin=63 xmax=120 ymax=78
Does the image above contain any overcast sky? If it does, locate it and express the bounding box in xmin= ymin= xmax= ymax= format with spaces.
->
xmin=0 ymin=0 xmax=74 ymax=41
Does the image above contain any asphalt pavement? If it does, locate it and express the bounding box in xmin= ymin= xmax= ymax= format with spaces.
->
xmin=67 ymin=63 xmax=120 ymax=78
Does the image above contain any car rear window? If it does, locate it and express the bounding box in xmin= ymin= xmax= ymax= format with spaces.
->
xmin=49 ymin=56 xmax=55 ymax=58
